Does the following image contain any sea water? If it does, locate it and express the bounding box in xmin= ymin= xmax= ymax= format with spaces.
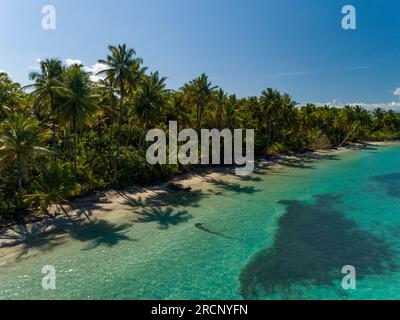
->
xmin=1 ymin=144 xmax=400 ymax=300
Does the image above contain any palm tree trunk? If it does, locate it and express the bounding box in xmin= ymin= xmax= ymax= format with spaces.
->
xmin=72 ymin=113 xmax=77 ymax=178
xmin=197 ymin=100 xmax=204 ymax=133
xmin=16 ymin=159 xmax=23 ymax=190
xmin=59 ymin=204 xmax=77 ymax=225
xmin=97 ymin=116 xmax=103 ymax=149
xmin=114 ymin=80 xmax=125 ymax=183
xmin=66 ymin=127 xmax=73 ymax=168
xmin=50 ymin=93 xmax=57 ymax=162
xmin=108 ymin=100 xmax=115 ymax=158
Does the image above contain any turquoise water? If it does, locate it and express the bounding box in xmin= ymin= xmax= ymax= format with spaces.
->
xmin=1 ymin=144 xmax=400 ymax=299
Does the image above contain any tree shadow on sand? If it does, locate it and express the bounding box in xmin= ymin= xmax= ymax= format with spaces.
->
xmin=239 ymin=194 xmax=398 ymax=299
xmin=0 ymin=217 xmax=72 ymax=261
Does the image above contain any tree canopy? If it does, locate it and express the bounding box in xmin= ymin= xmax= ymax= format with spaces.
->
xmin=1 ymin=44 xmax=400 ymax=222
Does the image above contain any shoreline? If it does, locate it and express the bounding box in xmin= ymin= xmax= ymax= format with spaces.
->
xmin=0 ymin=141 xmax=395 ymax=263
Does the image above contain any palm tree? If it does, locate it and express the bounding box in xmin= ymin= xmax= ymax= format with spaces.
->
xmin=60 ymin=64 xmax=96 ymax=177
xmin=373 ymin=107 xmax=384 ymax=131
xmin=134 ymin=72 xmax=167 ymax=128
xmin=97 ymin=77 xmax=118 ymax=155
xmin=97 ymin=44 xmax=144 ymax=180
xmin=0 ymin=72 xmax=21 ymax=118
xmin=97 ymin=44 xmax=144 ymax=132
xmin=183 ymin=73 xmax=218 ymax=132
xmin=214 ymin=89 xmax=227 ymax=129
xmin=224 ymin=94 xmax=239 ymax=129
xmin=259 ymin=88 xmax=281 ymax=149
xmin=0 ymin=114 xmax=48 ymax=189
xmin=133 ymin=72 xmax=167 ymax=149
xmin=165 ymin=90 xmax=190 ymax=127
xmin=25 ymin=162 xmax=78 ymax=219
xmin=25 ymin=59 xmax=65 ymax=160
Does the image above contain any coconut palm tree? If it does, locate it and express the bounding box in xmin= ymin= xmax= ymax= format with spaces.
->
xmin=259 ymin=88 xmax=281 ymax=149
xmin=25 ymin=161 xmax=78 ymax=219
xmin=165 ymin=90 xmax=190 ymax=128
xmin=134 ymin=72 xmax=167 ymax=129
xmin=213 ymin=89 xmax=228 ymax=129
xmin=373 ymin=107 xmax=385 ymax=131
xmin=60 ymin=64 xmax=96 ymax=177
xmin=183 ymin=73 xmax=218 ymax=133
xmin=25 ymin=59 xmax=65 ymax=160
xmin=97 ymin=44 xmax=144 ymax=131
xmin=97 ymin=77 xmax=118 ymax=154
xmin=0 ymin=72 xmax=21 ymax=118
xmin=0 ymin=114 xmax=48 ymax=189
xmin=97 ymin=44 xmax=145 ymax=180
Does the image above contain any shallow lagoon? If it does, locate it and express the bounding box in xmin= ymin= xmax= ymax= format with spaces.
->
xmin=1 ymin=145 xmax=400 ymax=299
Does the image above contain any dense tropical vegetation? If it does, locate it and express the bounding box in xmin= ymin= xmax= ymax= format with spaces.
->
xmin=1 ymin=44 xmax=400 ymax=222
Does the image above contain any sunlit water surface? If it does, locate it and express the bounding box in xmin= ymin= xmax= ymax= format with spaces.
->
xmin=1 ymin=145 xmax=400 ymax=299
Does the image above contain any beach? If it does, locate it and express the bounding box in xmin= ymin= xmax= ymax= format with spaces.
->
xmin=0 ymin=144 xmax=361 ymax=264
xmin=2 ymin=141 xmax=400 ymax=299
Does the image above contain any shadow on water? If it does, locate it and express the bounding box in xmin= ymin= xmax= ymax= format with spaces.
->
xmin=239 ymin=194 xmax=397 ymax=299
xmin=276 ymin=154 xmax=341 ymax=170
xmin=118 ymin=191 xmax=193 ymax=229
xmin=195 ymin=223 xmax=240 ymax=241
xmin=236 ymin=176 xmax=263 ymax=183
xmin=67 ymin=220 xmax=136 ymax=250
xmin=120 ymin=189 xmax=206 ymax=209
xmin=205 ymin=178 xmax=261 ymax=195
xmin=135 ymin=207 xmax=192 ymax=230
xmin=2 ymin=218 xmax=136 ymax=260
xmin=10 ymin=233 xmax=67 ymax=261
xmin=251 ymin=153 xmax=341 ymax=176
xmin=370 ymin=173 xmax=400 ymax=199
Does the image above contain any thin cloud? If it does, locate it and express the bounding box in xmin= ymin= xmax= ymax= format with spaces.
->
xmin=302 ymin=100 xmax=400 ymax=111
xmin=65 ymin=58 xmax=83 ymax=66
xmin=393 ymin=88 xmax=400 ymax=97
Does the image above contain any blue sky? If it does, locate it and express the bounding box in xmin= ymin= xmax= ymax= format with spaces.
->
xmin=1 ymin=0 xmax=400 ymax=108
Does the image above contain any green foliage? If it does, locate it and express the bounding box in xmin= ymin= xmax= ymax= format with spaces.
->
xmin=1 ymin=43 xmax=400 ymax=222
xmin=25 ymin=162 xmax=79 ymax=215
xmin=307 ymin=130 xmax=332 ymax=151
xmin=116 ymin=147 xmax=160 ymax=185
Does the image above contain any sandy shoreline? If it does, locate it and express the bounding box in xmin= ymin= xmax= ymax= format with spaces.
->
xmin=0 ymin=141 xmax=395 ymax=264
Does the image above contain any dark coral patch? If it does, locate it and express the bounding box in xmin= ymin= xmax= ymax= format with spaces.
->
xmin=239 ymin=195 xmax=397 ymax=299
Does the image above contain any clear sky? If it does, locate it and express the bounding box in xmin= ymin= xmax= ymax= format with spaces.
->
xmin=1 ymin=0 xmax=400 ymax=108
